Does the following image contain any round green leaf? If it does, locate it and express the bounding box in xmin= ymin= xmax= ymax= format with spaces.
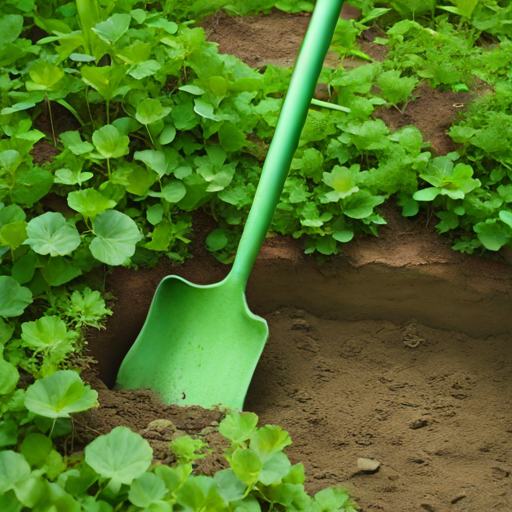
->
xmin=230 ymin=449 xmax=262 ymax=486
xmin=206 ymin=229 xmax=228 ymax=252
xmin=21 ymin=316 xmax=75 ymax=353
xmin=68 ymin=189 xmax=116 ymax=219
xmin=0 ymin=222 xmax=27 ymax=250
xmin=0 ymin=357 xmax=19 ymax=395
xmin=0 ymin=14 xmax=23 ymax=46
xmin=159 ymin=125 xmax=177 ymax=145
xmin=213 ymin=470 xmax=245 ymax=502
xmin=135 ymin=98 xmax=171 ymax=126
xmin=162 ymin=180 xmax=186 ymax=203
xmin=24 ymin=370 xmax=98 ymax=419
xmin=474 ymin=220 xmax=509 ymax=251
xmin=92 ymin=13 xmax=131 ymax=44
xmin=134 ymin=150 xmax=167 ymax=177
xmin=332 ymin=230 xmax=354 ymax=243
xmin=85 ymin=426 xmax=153 ymax=485
xmin=90 ymin=210 xmax=143 ymax=265
xmin=25 ymin=212 xmax=81 ymax=257
xmin=129 ymin=473 xmax=167 ymax=508
xmin=323 ymin=165 xmax=360 ymax=201
xmin=342 ymin=191 xmax=384 ymax=219
xmin=258 ymin=451 xmax=291 ymax=486
xmin=0 ymin=276 xmax=32 ymax=317
xmin=0 ymin=451 xmax=30 ymax=493
xmin=178 ymin=85 xmax=205 ymax=95
xmin=0 ymin=204 xmax=25 ymax=226
xmin=92 ymin=125 xmax=130 ymax=159
xmin=413 ymin=187 xmax=440 ymax=202
xmin=0 ymin=150 xmax=22 ymax=173
xmin=146 ymin=204 xmax=163 ymax=226
xmin=27 ymin=61 xmax=64 ymax=91
xmin=499 ymin=210 xmax=512 ymax=229
xmin=176 ymin=475 xmax=226 ymax=512
xmin=250 ymin=425 xmax=292 ymax=463
xmin=20 ymin=434 xmax=52 ymax=467
xmin=40 ymin=256 xmax=82 ymax=287
xmin=219 ymin=411 xmax=258 ymax=443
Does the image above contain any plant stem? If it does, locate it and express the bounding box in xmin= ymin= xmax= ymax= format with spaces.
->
xmin=85 ymin=87 xmax=94 ymax=126
xmin=46 ymin=93 xmax=57 ymax=145
xmin=49 ymin=418 xmax=57 ymax=439
xmin=106 ymin=99 xmax=110 ymax=125
xmin=107 ymin=158 xmax=111 ymax=178
xmin=146 ymin=125 xmax=156 ymax=148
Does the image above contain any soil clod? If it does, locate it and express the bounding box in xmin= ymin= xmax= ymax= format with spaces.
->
xmin=357 ymin=458 xmax=381 ymax=473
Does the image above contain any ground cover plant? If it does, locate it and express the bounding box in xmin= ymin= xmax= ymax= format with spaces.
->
xmin=1 ymin=0 xmax=512 ymax=509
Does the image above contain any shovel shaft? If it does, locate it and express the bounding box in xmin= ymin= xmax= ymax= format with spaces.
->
xmin=228 ymin=0 xmax=344 ymax=289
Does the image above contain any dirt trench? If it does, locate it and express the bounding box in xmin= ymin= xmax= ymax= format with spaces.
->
xmin=81 ymin=203 xmax=512 ymax=512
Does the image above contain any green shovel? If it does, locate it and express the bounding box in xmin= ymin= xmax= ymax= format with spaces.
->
xmin=115 ymin=0 xmax=344 ymax=409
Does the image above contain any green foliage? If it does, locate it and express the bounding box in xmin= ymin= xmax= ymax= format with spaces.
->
xmin=90 ymin=210 xmax=143 ymax=265
xmin=0 ymin=276 xmax=32 ymax=317
xmin=24 ymin=212 xmax=81 ymax=257
xmin=24 ymin=370 xmax=98 ymax=419
xmin=0 ymin=1 xmax=510 ymax=510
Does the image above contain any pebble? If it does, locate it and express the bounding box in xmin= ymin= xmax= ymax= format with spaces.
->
xmin=357 ymin=457 xmax=380 ymax=473
xmin=146 ymin=419 xmax=177 ymax=433
xmin=410 ymin=419 xmax=429 ymax=429
xmin=292 ymin=319 xmax=310 ymax=330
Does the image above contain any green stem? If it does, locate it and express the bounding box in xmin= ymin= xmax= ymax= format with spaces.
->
xmin=49 ymin=418 xmax=57 ymax=439
xmin=106 ymin=99 xmax=110 ymax=125
xmin=107 ymin=158 xmax=111 ymax=178
xmin=146 ymin=125 xmax=156 ymax=148
xmin=85 ymin=87 xmax=94 ymax=126
xmin=46 ymin=93 xmax=57 ymax=145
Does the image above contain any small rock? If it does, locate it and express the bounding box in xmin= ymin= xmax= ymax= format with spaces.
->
xmin=420 ymin=505 xmax=435 ymax=512
xmin=292 ymin=319 xmax=310 ymax=330
xmin=200 ymin=426 xmax=217 ymax=436
xmin=410 ymin=419 xmax=429 ymax=430
xmin=357 ymin=457 xmax=380 ymax=473
xmin=146 ymin=419 xmax=177 ymax=433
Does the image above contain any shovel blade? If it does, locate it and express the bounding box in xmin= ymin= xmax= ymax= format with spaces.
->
xmin=115 ymin=276 xmax=268 ymax=410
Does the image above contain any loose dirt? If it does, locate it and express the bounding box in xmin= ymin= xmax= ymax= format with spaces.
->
xmin=81 ymin=201 xmax=512 ymax=511
xmin=80 ymin=299 xmax=512 ymax=511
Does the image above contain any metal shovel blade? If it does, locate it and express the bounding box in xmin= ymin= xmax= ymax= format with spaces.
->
xmin=115 ymin=275 xmax=268 ymax=409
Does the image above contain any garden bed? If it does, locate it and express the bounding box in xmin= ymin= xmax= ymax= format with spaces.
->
xmin=4 ymin=3 xmax=512 ymax=511
xmin=67 ymin=8 xmax=511 ymax=511
xmin=82 ymin=205 xmax=512 ymax=511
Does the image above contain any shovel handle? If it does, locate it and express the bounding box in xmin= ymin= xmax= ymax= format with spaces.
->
xmin=228 ymin=0 xmax=344 ymax=288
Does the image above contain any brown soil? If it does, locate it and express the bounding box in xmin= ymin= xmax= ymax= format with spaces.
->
xmin=202 ymin=9 xmax=312 ymax=68
xmin=81 ymin=202 xmax=512 ymax=511
xmin=202 ymin=9 xmax=386 ymax=70
xmin=79 ymin=306 xmax=512 ymax=511
xmin=247 ymin=308 xmax=512 ymax=512
xmin=375 ymin=84 xmax=471 ymax=156
xmin=202 ymin=10 xmax=467 ymax=156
